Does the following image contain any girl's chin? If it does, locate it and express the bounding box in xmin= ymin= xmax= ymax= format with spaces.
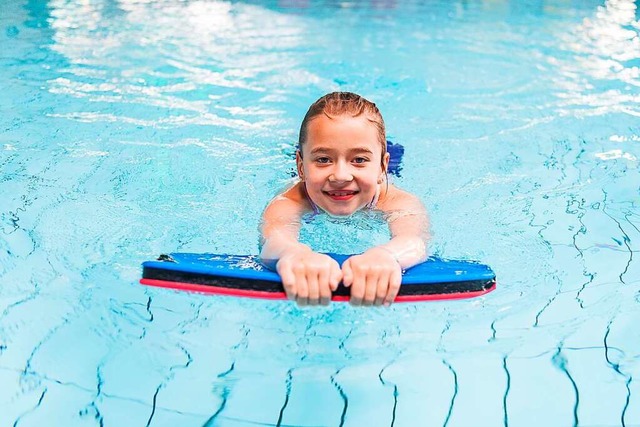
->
xmin=312 ymin=194 xmax=373 ymax=216
xmin=324 ymin=210 xmax=354 ymax=218
xmin=318 ymin=204 xmax=360 ymax=217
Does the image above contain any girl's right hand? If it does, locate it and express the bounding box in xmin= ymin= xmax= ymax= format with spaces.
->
xmin=276 ymin=249 xmax=342 ymax=306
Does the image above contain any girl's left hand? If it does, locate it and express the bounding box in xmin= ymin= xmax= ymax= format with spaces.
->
xmin=342 ymin=247 xmax=402 ymax=306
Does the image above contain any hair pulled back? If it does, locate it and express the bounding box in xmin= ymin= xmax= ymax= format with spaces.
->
xmin=298 ymin=92 xmax=386 ymax=155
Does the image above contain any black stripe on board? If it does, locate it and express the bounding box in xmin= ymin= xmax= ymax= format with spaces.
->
xmin=143 ymin=266 xmax=496 ymax=296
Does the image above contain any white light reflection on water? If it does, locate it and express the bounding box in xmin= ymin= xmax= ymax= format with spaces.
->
xmin=553 ymin=0 xmax=640 ymax=117
xmin=45 ymin=0 xmax=319 ymax=137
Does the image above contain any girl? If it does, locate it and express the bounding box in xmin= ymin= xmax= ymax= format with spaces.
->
xmin=260 ymin=92 xmax=429 ymax=307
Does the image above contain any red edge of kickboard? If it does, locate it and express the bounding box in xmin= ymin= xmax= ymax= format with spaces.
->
xmin=140 ymin=279 xmax=497 ymax=302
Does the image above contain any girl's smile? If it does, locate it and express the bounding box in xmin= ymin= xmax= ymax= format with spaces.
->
xmin=324 ymin=190 xmax=358 ymax=200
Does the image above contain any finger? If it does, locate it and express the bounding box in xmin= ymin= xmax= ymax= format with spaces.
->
xmin=362 ymin=268 xmax=381 ymax=306
xmin=307 ymin=272 xmax=320 ymax=306
xmin=294 ymin=266 xmax=309 ymax=306
xmin=384 ymin=267 xmax=403 ymax=306
xmin=318 ymin=267 xmax=332 ymax=305
xmin=277 ymin=262 xmax=297 ymax=300
xmin=342 ymin=259 xmax=354 ymax=287
xmin=349 ymin=268 xmax=365 ymax=306
xmin=362 ymin=266 xmax=384 ymax=306
xmin=374 ymin=271 xmax=390 ymax=306
xmin=329 ymin=261 xmax=342 ymax=292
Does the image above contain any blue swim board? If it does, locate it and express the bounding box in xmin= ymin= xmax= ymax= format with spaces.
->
xmin=140 ymin=253 xmax=496 ymax=302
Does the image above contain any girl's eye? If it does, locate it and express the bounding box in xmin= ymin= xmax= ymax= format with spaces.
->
xmin=353 ymin=157 xmax=369 ymax=164
xmin=315 ymin=157 xmax=331 ymax=164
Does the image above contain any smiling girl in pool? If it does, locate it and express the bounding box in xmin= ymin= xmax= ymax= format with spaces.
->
xmin=260 ymin=92 xmax=430 ymax=307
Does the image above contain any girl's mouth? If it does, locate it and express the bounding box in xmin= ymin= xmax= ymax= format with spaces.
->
xmin=324 ymin=190 xmax=358 ymax=201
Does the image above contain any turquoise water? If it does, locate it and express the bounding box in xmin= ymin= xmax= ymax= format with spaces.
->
xmin=1 ymin=0 xmax=639 ymax=425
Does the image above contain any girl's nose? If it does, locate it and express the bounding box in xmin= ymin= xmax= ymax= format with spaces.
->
xmin=329 ymin=162 xmax=353 ymax=182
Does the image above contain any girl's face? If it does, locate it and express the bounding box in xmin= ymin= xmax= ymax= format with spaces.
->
xmin=297 ymin=114 xmax=389 ymax=217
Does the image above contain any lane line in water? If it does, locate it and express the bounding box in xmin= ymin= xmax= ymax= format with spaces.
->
xmin=502 ymin=355 xmax=511 ymax=427
xmin=203 ymin=362 xmax=235 ymax=427
xmin=551 ymin=344 xmax=579 ymax=427
xmin=601 ymin=190 xmax=634 ymax=285
xmin=80 ymin=362 xmax=105 ymax=427
xmin=533 ymin=273 xmax=562 ymax=327
xmin=441 ymin=360 xmax=458 ymax=427
xmin=275 ymin=368 xmax=293 ymax=427
xmin=145 ymin=384 xmax=161 ymax=427
xmin=12 ymin=387 xmax=47 ymax=427
xmin=437 ymin=318 xmax=457 ymax=427
xmin=603 ymin=320 xmax=632 ymax=427
xmin=329 ymin=368 xmax=348 ymax=427
xmin=378 ymin=363 xmax=398 ymax=427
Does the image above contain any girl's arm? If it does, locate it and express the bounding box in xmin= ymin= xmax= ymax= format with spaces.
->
xmin=342 ymin=186 xmax=429 ymax=306
xmin=260 ymin=186 xmax=342 ymax=305
xmin=377 ymin=187 xmax=430 ymax=269
xmin=259 ymin=194 xmax=309 ymax=267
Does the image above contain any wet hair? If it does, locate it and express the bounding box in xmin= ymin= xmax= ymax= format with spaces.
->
xmin=298 ymin=92 xmax=386 ymax=158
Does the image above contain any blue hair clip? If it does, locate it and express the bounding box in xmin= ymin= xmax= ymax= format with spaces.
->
xmin=386 ymin=140 xmax=404 ymax=177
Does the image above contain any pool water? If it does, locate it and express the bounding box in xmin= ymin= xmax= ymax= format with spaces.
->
xmin=1 ymin=0 xmax=639 ymax=426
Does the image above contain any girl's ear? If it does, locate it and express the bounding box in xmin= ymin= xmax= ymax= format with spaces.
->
xmin=296 ymin=150 xmax=304 ymax=180
xmin=381 ymin=152 xmax=390 ymax=174
xmin=378 ymin=152 xmax=390 ymax=184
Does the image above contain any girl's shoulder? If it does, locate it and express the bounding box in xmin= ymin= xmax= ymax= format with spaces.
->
xmin=264 ymin=182 xmax=313 ymax=215
xmin=378 ymin=184 xmax=424 ymax=211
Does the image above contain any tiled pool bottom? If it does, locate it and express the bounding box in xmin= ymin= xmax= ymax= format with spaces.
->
xmin=1 ymin=285 xmax=638 ymax=426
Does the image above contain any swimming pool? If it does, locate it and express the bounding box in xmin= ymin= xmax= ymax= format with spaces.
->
xmin=1 ymin=0 xmax=639 ymax=425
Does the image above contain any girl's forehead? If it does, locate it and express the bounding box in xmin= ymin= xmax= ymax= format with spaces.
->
xmin=306 ymin=115 xmax=379 ymax=143
xmin=303 ymin=138 xmax=381 ymax=157
xmin=309 ymin=113 xmax=375 ymax=128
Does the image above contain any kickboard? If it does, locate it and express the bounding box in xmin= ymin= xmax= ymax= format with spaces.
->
xmin=140 ymin=253 xmax=496 ymax=302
